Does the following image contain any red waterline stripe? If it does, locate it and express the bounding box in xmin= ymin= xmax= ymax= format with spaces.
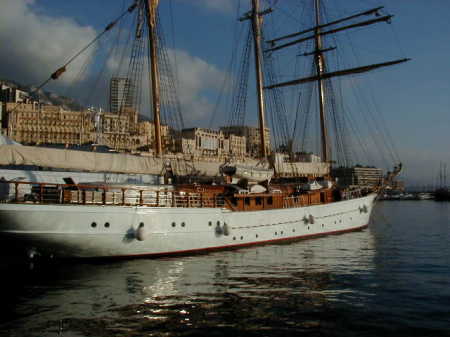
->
xmin=96 ymin=224 xmax=369 ymax=260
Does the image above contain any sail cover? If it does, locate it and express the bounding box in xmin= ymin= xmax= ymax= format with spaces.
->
xmin=0 ymin=145 xmax=166 ymax=175
xmin=0 ymin=145 xmax=330 ymax=178
xmin=0 ymin=144 xmax=234 ymax=176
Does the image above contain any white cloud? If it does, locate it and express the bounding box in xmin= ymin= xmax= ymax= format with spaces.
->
xmin=0 ymin=0 xmax=97 ymax=86
xmin=169 ymin=49 xmax=230 ymax=124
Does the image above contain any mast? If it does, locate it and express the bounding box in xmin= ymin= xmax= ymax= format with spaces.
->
xmin=314 ymin=0 xmax=329 ymax=163
xmin=251 ymin=0 xmax=268 ymax=158
xmin=144 ymin=0 xmax=163 ymax=156
xmin=264 ymin=3 xmax=409 ymax=164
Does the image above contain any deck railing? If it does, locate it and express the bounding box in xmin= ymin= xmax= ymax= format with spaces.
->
xmin=0 ymin=181 xmax=225 ymax=208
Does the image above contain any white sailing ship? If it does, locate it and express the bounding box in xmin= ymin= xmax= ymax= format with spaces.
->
xmin=0 ymin=0 xmax=407 ymax=258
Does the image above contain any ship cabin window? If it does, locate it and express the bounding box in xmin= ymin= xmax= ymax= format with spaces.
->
xmin=255 ymin=197 xmax=262 ymax=206
xmin=267 ymin=197 xmax=273 ymax=205
xmin=245 ymin=198 xmax=250 ymax=206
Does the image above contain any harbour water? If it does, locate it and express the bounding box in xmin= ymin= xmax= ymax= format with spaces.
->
xmin=1 ymin=201 xmax=449 ymax=337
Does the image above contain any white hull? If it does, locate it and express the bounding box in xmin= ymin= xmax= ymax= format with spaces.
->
xmin=0 ymin=194 xmax=376 ymax=258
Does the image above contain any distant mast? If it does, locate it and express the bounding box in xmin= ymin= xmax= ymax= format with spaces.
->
xmin=144 ymin=0 xmax=163 ymax=156
xmin=314 ymin=0 xmax=330 ymax=163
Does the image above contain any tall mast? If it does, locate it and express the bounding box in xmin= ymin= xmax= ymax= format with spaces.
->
xmin=144 ymin=0 xmax=163 ymax=156
xmin=264 ymin=2 xmax=409 ymax=166
xmin=251 ymin=0 xmax=268 ymax=158
xmin=314 ymin=0 xmax=329 ymax=163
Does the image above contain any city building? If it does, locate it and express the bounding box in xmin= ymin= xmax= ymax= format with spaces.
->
xmin=3 ymin=97 xmax=174 ymax=152
xmin=332 ymin=166 xmax=383 ymax=188
xmin=181 ymin=128 xmax=226 ymax=157
xmin=109 ymin=77 xmax=134 ymax=114
xmin=177 ymin=128 xmax=246 ymax=159
xmin=1 ymin=83 xmax=274 ymax=160
xmin=220 ymin=125 xmax=270 ymax=157
xmin=6 ymin=103 xmax=93 ymax=146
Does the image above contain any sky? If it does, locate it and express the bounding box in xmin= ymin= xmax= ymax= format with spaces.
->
xmin=1 ymin=0 xmax=450 ymax=187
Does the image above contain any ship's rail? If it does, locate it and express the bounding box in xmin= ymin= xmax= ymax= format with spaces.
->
xmin=0 ymin=181 xmax=225 ymax=208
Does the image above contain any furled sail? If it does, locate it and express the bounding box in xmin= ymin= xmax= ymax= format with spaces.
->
xmin=0 ymin=145 xmax=166 ymax=175
xmin=0 ymin=145 xmax=270 ymax=178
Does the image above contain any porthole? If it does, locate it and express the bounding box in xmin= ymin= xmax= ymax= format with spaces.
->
xmin=217 ymin=221 xmax=220 ymax=226
xmin=339 ymin=220 xmax=342 ymax=223
xmin=171 ymin=222 xmax=176 ymax=227
xmin=308 ymin=226 xmax=310 ymax=230
xmin=91 ymin=222 xmax=97 ymax=228
xmin=208 ymin=221 xmax=212 ymax=226
xmin=293 ymin=229 xmax=295 ymax=232
xmin=240 ymin=236 xmax=243 ymax=240
xmin=322 ymin=224 xmax=324 ymax=228
xmin=275 ymin=232 xmax=278 ymax=235
xmin=256 ymin=234 xmax=259 ymax=238
xmin=139 ymin=222 xmax=144 ymax=228
xmin=233 ymin=236 xmax=236 ymax=240
xmin=181 ymin=222 xmax=186 ymax=227
xmin=281 ymin=231 xmax=284 ymax=235
xmin=334 ymin=221 xmax=337 ymax=224
xmin=104 ymin=222 xmax=110 ymax=228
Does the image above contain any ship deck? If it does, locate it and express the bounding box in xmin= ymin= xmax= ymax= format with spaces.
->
xmin=0 ymin=180 xmax=370 ymax=211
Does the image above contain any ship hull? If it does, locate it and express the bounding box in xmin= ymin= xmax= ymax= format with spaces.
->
xmin=0 ymin=194 xmax=376 ymax=258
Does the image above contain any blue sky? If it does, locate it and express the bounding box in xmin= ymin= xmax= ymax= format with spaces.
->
xmin=1 ymin=0 xmax=450 ymax=186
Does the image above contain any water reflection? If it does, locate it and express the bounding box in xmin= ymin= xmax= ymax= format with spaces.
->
xmin=1 ymin=229 xmax=376 ymax=337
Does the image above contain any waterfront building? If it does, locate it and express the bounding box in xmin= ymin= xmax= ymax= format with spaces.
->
xmin=6 ymin=103 xmax=93 ymax=146
xmin=3 ymin=98 xmax=174 ymax=153
xmin=177 ymin=128 xmax=246 ymax=159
